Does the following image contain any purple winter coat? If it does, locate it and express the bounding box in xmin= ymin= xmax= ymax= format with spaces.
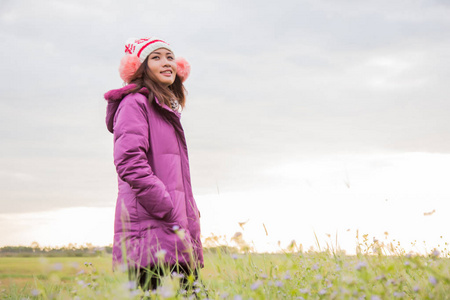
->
xmin=104 ymin=84 xmax=203 ymax=270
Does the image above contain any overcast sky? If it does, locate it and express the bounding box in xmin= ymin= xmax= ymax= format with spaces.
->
xmin=1 ymin=0 xmax=449 ymax=250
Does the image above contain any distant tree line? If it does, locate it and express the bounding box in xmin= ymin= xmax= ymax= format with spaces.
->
xmin=0 ymin=242 xmax=112 ymax=257
xmin=0 ymin=241 xmax=240 ymax=257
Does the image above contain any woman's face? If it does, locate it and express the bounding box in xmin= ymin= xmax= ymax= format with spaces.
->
xmin=146 ymin=48 xmax=177 ymax=87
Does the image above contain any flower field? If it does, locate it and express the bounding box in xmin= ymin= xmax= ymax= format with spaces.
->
xmin=1 ymin=238 xmax=449 ymax=299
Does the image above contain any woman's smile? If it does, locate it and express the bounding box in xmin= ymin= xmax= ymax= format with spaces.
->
xmin=160 ymin=69 xmax=173 ymax=76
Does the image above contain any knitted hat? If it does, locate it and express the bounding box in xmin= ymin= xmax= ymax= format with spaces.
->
xmin=119 ymin=37 xmax=191 ymax=84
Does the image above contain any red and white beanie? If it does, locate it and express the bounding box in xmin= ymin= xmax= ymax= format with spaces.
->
xmin=118 ymin=37 xmax=191 ymax=84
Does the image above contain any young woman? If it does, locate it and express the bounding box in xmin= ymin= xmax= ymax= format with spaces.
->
xmin=104 ymin=37 xmax=203 ymax=291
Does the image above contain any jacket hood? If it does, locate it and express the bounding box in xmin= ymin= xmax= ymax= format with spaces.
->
xmin=104 ymin=84 xmax=149 ymax=133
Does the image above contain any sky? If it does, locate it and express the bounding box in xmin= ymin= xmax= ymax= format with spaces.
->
xmin=1 ymin=0 xmax=449 ymax=254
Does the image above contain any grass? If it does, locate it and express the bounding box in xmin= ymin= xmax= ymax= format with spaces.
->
xmin=1 ymin=238 xmax=450 ymax=299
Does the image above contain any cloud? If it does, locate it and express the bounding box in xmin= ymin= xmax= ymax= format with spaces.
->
xmin=1 ymin=0 xmax=450 ymax=214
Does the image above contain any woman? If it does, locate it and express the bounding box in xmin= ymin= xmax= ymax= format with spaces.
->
xmin=104 ymin=37 xmax=203 ymax=291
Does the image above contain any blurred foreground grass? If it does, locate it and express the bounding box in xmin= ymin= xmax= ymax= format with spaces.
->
xmin=1 ymin=244 xmax=449 ymax=299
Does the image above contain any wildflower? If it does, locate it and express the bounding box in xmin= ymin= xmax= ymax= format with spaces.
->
xmin=393 ymin=291 xmax=405 ymax=298
xmin=117 ymin=263 xmax=128 ymax=273
xmin=387 ymin=279 xmax=397 ymax=286
xmin=123 ymin=281 xmax=136 ymax=290
xmin=172 ymin=225 xmax=180 ymax=231
xmin=251 ymin=280 xmax=263 ymax=290
xmin=172 ymin=272 xmax=184 ymax=279
xmin=52 ymin=263 xmax=63 ymax=271
xmin=231 ymin=254 xmax=239 ymax=260
xmin=299 ymin=288 xmax=309 ymax=294
xmin=375 ymin=275 xmax=385 ymax=281
xmin=130 ymin=289 xmax=141 ymax=296
xmin=275 ymin=280 xmax=283 ymax=287
xmin=260 ymin=273 xmax=268 ymax=279
xmin=315 ymin=274 xmax=322 ymax=280
xmin=234 ymin=295 xmax=243 ymax=300
xmin=76 ymin=270 xmax=85 ymax=276
xmin=371 ymin=296 xmax=381 ymax=300
xmin=431 ymin=249 xmax=440 ymax=257
xmin=355 ymin=261 xmax=367 ymax=270
xmin=159 ymin=285 xmax=175 ymax=298
xmin=31 ymin=289 xmax=40 ymax=296
xmin=284 ymin=270 xmax=291 ymax=280
xmin=220 ymin=292 xmax=229 ymax=299
xmin=296 ymin=297 xmax=305 ymax=300
xmin=312 ymin=263 xmax=319 ymax=270
xmin=318 ymin=289 xmax=327 ymax=295
xmin=413 ymin=286 xmax=420 ymax=292
xmin=429 ymin=276 xmax=437 ymax=286
xmin=155 ymin=249 xmax=167 ymax=260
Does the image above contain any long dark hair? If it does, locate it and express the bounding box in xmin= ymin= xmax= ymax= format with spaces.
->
xmin=126 ymin=56 xmax=186 ymax=109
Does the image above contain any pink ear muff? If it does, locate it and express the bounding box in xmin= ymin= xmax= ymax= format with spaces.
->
xmin=119 ymin=54 xmax=141 ymax=83
xmin=175 ymin=57 xmax=191 ymax=83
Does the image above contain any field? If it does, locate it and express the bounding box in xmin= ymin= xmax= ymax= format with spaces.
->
xmin=1 ymin=241 xmax=450 ymax=299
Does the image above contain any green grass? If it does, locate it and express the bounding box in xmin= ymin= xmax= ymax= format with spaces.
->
xmin=1 ymin=244 xmax=450 ymax=299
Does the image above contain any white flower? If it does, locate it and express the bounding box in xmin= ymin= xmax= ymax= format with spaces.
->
xmin=155 ymin=249 xmax=167 ymax=260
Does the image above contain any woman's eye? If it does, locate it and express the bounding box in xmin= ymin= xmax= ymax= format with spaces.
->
xmin=168 ymin=56 xmax=174 ymax=60
xmin=151 ymin=56 xmax=159 ymax=60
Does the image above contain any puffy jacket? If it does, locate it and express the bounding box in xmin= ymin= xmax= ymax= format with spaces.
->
xmin=104 ymin=84 xmax=203 ymax=270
